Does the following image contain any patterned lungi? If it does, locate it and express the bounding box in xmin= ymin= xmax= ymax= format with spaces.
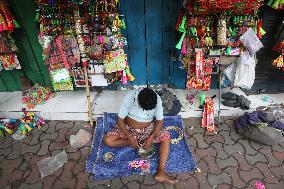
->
xmin=106 ymin=123 xmax=170 ymax=144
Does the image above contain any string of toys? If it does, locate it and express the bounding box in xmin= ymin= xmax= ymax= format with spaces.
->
xmin=35 ymin=0 xmax=134 ymax=91
xmin=0 ymin=0 xmax=20 ymax=71
xmin=178 ymin=0 xmax=265 ymax=132
xmin=0 ymin=109 xmax=45 ymax=139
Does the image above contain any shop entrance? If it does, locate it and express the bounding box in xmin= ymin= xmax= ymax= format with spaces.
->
xmin=122 ymin=0 xmax=186 ymax=88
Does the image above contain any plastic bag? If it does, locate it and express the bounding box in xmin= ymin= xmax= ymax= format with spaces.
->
xmin=37 ymin=150 xmax=68 ymax=178
xmin=70 ymin=129 xmax=92 ymax=149
xmin=234 ymin=51 xmax=256 ymax=89
xmin=240 ymin=28 xmax=263 ymax=55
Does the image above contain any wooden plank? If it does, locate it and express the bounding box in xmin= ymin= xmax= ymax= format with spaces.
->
xmin=0 ymin=76 xmax=7 ymax=92
xmin=169 ymin=0 xmax=187 ymax=89
xmin=12 ymin=0 xmax=52 ymax=88
xmin=0 ymin=71 xmax=20 ymax=91
xmin=124 ymin=0 xmax=147 ymax=85
xmin=145 ymin=0 xmax=163 ymax=85
xmin=162 ymin=0 xmax=179 ymax=86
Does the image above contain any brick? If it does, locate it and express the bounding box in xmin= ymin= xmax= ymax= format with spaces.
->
xmin=19 ymin=161 xmax=29 ymax=171
xmin=72 ymin=163 xmax=85 ymax=176
xmin=232 ymin=152 xmax=253 ymax=171
xmin=216 ymin=156 xmax=238 ymax=169
xmin=217 ymin=184 xmax=231 ymax=189
xmin=204 ymin=134 xmax=224 ymax=144
xmin=8 ymin=169 xmax=23 ymax=184
xmin=238 ymin=139 xmax=258 ymax=155
xmin=23 ymin=153 xmax=33 ymax=162
xmin=79 ymin=147 xmax=90 ymax=165
xmin=37 ymin=140 xmax=50 ymax=156
xmin=53 ymin=178 xmax=76 ymax=189
xmin=65 ymin=129 xmax=78 ymax=141
xmin=175 ymin=176 xmax=199 ymax=189
xmin=219 ymin=131 xmax=235 ymax=145
xmin=176 ymin=173 xmax=191 ymax=180
xmin=186 ymin=125 xmax=204 ymax=136
xmin=193 ymin=172 xmax=211 ymax=189
xmin=87 ymin=178 xmax=111 ymax=188
xmin=255 ymin=162 xmax=279 ymax=184
xmin=239 ymin=167 xmax=264 ymax=182
xmin=196 ymin=147 xmax=217 ymax=158
xmin=249 ymin=140 xmax=263 ymax=151
xmin=20 ymin=143 xmax=40 ymax=155
xmin=40 ymin=132 xmax=58 ymax=142
xmin=75 ymin=172 xmax=88 ymax=189
xmin=245 ymin=153 xmax=267 ymax=165
xmin=207 ymin=172 xmax=231 ymax=188
xmin=0 ymin=137 xmax=12 ymax=149
xmin=55 ymin=128 xmax=68 ymax=143
xmin=0 ymin=168 xmax=13 ymax=188
xmin=263 ymin=180 xmax=284 ymax=189
xmin=272 ymin=144 xmax=283 ymax=152
xmin=55 ymin=121 xmax=74 ymax=131
xmin=270 ymin=166 xmax=284 ymax=180
xmin=67 ymin=150 xmax=81 ymax=161
xmin=126 ymin=181 xmax=141 ymax=189
xmin=141 ymin=183 xmax=165 ymax=189
xmin=7 ymin=143 xmax=22 ymax=160
xmin=26 ymin=164 xmax=40 ymax=184
xmin=143 ymin=175 xmax=157 ymax=185
xmin=197 ymin=159 xmax=208 ymax=173
xmin=121 ymin=175 xmax=144 ymax=184
xmin=272 ymin=151 xmax=284 ymax=162
xmin=23 ymin=170 xmax=30 ymax=179
xmin=218 ymin=121 xmax=231 ymax=131
xmin=49 ymin=141 xmax=68 ymax=151
xmin=45 ymin=123 xmax=56 ymax=134
xmin=229 ymin=129 xmax=245 ymax=141
xmin=23 ymin=130 xmax=42 ymax=146
xmin=60 ymin=161 xmax=76 ymax=181
xmin=224 ymin=143 xmax=244 ymax=156
xmin=0 ymin=158 xmax=22 ymax=169
xmin=259 ymin=148 xmax=282 ymax=167
xmin=0 ymin=147 xmax=12 ymax=157
xmin=193 ymin=134 xmax=209 ymax=149
xmin=225 ymin=167 xmax=246 ymax=188
xmin=187 ymin=136 xmax=197 ymax=148
xmin=203 ymin=156 xmax=221 ymax=174
xmin=19 ymin=182 xmax=42 ymax=189
xmin=211 ymin=143 xmax=229 ymax=160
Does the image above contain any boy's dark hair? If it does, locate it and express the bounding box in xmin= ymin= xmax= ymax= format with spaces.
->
xmin=138 ymin=88 xmax=157 ymax=111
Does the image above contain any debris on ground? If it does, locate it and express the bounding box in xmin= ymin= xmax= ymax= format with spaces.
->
xmin=37 ymin=150 xmax=68 ymax=178
xmin=70 ymin=129 xmax=92 ymax=148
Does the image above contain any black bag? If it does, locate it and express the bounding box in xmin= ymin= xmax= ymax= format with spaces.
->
xmin=155 ymin=88 xmax=182 ymax=116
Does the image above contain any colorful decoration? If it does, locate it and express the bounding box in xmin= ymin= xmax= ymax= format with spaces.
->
xmin=184 ymin=0 xmax=264 ymax=15
xmin=165 ymin=126 xmax=183 ymax=144
xmin=0 ymin=1 xmax=20 ymax=32
xmin=128 ymin=159 xmax=150 ymax=175
xmin=17 ymin=108 xmax=45 ymax=135
xmin=35 ymin=0 xmax=132 ymax=88
xmin=0 ymin=119 xmax=16 ymax=137
xmin=22 ymin=83 xmax=54 ymax=109
xmin=267 ymin=0 xmax=284 ymax=10
xmin=0 ymin=33 xmax=20 ymax=71
xmin=201 ymin=97 xmax=215 ymax=132
xmin=50 ymin=68 xmax=74 ymax=91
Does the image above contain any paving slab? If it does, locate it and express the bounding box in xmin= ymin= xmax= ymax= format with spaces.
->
xmin=0 ymin=118 xmax=283 ymax=189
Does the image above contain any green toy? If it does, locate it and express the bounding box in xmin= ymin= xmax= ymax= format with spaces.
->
xmin=199 ymin=93 xmax=206 ymax=107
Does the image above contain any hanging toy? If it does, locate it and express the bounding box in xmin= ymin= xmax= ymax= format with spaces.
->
xmin=272 ymin=55 xmax=284 ymax=68
xmin=175 ymin=32 xmax=186 ymax=50
xmin=216 ymin=16 xmax=227 ymax=46
xmin=125 ymin=62 xmax=135 ymax=81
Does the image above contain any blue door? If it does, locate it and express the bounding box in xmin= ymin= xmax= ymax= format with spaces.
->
xmin=121 ymin=0 xmax=186 ymax=88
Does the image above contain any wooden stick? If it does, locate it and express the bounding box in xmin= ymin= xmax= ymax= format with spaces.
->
xmin=83 ymin=65 xmax=94 ymax=127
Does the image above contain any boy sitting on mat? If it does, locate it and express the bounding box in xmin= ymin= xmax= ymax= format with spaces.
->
xmin=103 ymin=88 xmax=178 ymax=184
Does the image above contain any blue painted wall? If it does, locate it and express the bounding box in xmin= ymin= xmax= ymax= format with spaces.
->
xmin=121 ymin=0 xmax=186 ymax=88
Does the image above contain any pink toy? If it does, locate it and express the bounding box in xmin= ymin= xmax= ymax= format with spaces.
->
xmin=128 ymin=160 xmax=150 ymax=170
xmin=255 ymin=181 xmax=265 ymax=189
